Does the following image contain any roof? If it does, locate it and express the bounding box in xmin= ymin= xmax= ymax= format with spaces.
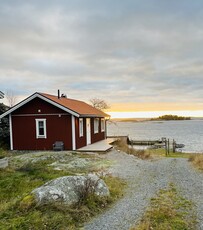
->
xmin=40 ymin=93 xmax=109 ymax=117
xmin=0 ymin=92 xmax=110 ymax=119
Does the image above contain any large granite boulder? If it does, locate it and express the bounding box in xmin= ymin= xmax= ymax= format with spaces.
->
xmin=32 ymin=174 xmax=109 ymax=206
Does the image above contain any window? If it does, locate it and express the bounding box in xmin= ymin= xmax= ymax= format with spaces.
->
xmin=79 ymin=118 xmax=83 ymax=137
xmin=101 ymin=118 xmax=105 ymax=132
xmin=94 ymin=118 xmax=99 ymax=134
xmin=36 ymin=119 xmax=47 ymax=138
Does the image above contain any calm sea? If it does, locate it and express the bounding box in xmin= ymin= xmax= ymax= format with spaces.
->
xmin=107 ymin=120 xmax=203 ymax=153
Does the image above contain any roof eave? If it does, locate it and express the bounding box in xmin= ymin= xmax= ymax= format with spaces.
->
xmin=79 ymin=114 xmax=110 ymax=118
xmin=0 ymin=93 xmax=80 ymax=119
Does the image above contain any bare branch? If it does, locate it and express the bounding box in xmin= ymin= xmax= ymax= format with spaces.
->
xmin=89 ymin=98 xmax=110 ymax=111
xmin=6 ymin=91 xmax=17 ymax=107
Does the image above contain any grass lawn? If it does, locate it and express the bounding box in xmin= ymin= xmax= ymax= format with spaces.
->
xmin=0 ymin=152 xmax=126 ymax=230
xmin=147 ymin=148 xmax=191 ymax=158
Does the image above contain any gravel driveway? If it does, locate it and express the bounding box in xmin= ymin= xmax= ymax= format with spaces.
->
xmin=84 ymin=150 xmax=203 ymax=230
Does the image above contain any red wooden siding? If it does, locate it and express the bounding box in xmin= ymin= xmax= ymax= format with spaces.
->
xmin=12 ymin=98 xmax=73 ymax=150
xmin=75 ymin=117 xmax=87 ymax=149
xmin=12 ymin=115 xmax=72 ymax=150
xmin=91 ymin=118 xmax=105 ymax=144
xmin=13 ymin=97 xmax=66 ymax=115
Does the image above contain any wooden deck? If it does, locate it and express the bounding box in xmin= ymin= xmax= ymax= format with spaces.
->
xmin=77 ymin=139 xmax=113 ymax=152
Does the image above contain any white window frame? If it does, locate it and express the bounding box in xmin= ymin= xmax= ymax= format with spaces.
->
xmin=79 ymin=118 xmax=84 ymax=137
xmin=36 ymin=119 xmax=47 ymax=139
xmin=94 ymin=118 xmax=99 ymax=134
xmin=101 ymin=118 xmax=105 ymax=132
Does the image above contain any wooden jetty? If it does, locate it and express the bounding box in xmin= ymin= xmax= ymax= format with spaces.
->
xmin=129 ymin=139 xmax=163 ymax=146
xmin=107 ymin=136 xmax=165 ymax=146
xmin=107 ymin=135 xmax=185 ymax=155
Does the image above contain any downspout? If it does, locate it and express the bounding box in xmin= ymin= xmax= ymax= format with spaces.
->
xmin=71 ymin=115 xmax=76 ymax=150
xmin=9 ymin=114 xmax=13 ymax=150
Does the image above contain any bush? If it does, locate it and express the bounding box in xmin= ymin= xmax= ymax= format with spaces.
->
xmin=0 ymin=103 xmax=10 ymax=148
xmin=189 ymin=154 xmax=203 ymax=171
xmin=77 ymin=177 xmax=100 ymax=206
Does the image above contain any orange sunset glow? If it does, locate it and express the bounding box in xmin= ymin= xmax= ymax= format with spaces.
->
xmin=108 ymin=110 xmax=203 ymax=119
xmin=106 ymin=102 xmax=203 ymax=118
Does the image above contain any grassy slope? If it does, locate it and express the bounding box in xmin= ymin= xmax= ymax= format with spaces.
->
xmin=132 ymin=184 xmax=197 ymax=230
xmin=0 ymin=154 xmax=126 ymax=230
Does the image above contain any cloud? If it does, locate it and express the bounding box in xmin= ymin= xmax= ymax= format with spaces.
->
xmin=0 ymin=0 xmax=203 ymax=111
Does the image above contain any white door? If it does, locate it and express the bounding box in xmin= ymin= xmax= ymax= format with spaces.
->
xmin=86 ymin=118 xmax=91 ymax=145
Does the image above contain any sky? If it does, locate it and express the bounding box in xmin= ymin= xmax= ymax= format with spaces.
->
xmin=0 ymin=0 xmax=203 ymax=118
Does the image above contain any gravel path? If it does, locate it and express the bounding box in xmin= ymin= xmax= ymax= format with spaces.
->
xmin=84 ymin=150 xmax=203 ymax=230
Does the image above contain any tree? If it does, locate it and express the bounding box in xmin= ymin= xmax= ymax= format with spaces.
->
xmin=0 ymin=103 xmax=10 ymax=148
xmin=6 ymin=91 xmax=17 ymax=107
xmin=89 ymin=98 xmax=110 ymax=111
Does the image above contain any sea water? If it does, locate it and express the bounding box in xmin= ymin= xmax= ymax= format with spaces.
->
xmin=107 ymin=120 xmax=203 ymax=153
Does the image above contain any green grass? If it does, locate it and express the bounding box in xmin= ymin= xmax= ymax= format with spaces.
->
xmin=0 ymin=148 xmax=11 ymax=159
xmin=114 ymin=139 xmax=192 ymax=159
xmin=0 ymin=158 xmax=126 ymax=229
xmin=147 ymin=148 xmax=191 ymax=158
xmin=131 ymin=183 xmax=197 ymax=230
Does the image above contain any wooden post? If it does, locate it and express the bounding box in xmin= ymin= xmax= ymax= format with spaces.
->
xmin=173 ymin=139 xmax=176 ymax=153
xmin=167 ymin=139 xmax=170 ymax=155
xmin=164 ymin=138 xmax=167 ymax=156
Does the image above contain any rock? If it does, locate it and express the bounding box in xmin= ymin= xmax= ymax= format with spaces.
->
xmin=0 ymin=157 xmax=8 ymax=169
xmin=49 ymin=158 xmax=90 ymax=170
xmin=32 ymin=174 xmax=109 ymax=206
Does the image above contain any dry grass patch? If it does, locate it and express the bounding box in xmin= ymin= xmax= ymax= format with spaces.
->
xmin=114 ymin=139 xmax=151 ymax=160
xmin=189 ymin=154 xmax=203 ymax=171
xmin=131 ymin=183 xmax=197 ymax=230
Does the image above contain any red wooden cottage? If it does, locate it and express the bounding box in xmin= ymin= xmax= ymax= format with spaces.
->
xmin=0 ymin=92 xmax=110 ymax=151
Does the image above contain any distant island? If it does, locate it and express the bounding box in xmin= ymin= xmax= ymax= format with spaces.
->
xmin=151 ymin=115 xmax=191 ymax=121
xmin=109 ymin=115 xmax=191 ymax=123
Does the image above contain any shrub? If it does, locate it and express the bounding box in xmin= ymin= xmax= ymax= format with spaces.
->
xmin=114 ymin=139 xmax=151 ymax=159
xmin=189 ymin=154 xmax=203 ymax=171
xmin=77 ymin=177 xmax=100 ymax=206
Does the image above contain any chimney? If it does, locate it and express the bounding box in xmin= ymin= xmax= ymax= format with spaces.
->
xmin=58 ymin=89 xmax=60 ymax=99
xmin=61 ymin=93 xmax=67 ymax=98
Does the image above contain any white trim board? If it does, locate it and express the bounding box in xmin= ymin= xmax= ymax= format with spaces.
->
xmin=71 ymin=115 xmax=76 ymax=150
xmin=35 ymin=118 xmax=47 ymax=139
xmin=9 ymin=114 xmax=13 ymax=150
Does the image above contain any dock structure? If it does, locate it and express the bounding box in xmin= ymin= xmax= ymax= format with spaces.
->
xmin=107 ymin=136 xmax=185 ymax=155
xmin=107 ymin=136 xmax=165 ymax=146
xmin=129 ymin=139 xmax=163 ymax=146
xmin=107 ymin=135 xmax=130 ymax=144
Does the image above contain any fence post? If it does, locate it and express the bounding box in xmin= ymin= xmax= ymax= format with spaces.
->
xmin=173 ymin=139 xmax=176 ymax=153
xmin=164 ymin=138 xmax=167 ymax=156
xmin=167 ymin=139 xmax=170 ymax=155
